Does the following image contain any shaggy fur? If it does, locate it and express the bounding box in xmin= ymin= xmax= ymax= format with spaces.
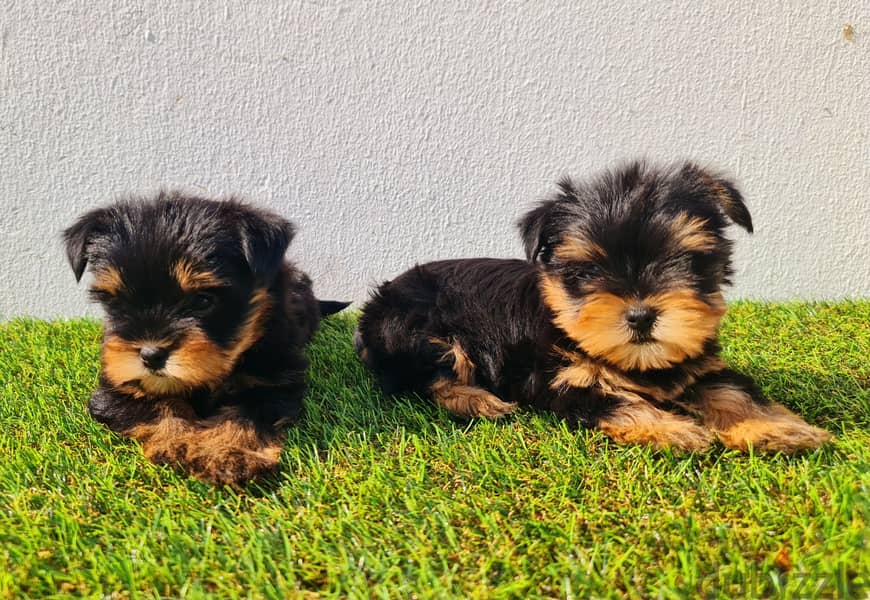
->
xmin=65 ymin=192 xmax=346 ymax=485
xmin=355 ymin=161 xmax=830 ymax=453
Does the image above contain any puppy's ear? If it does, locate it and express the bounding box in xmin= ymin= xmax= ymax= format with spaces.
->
xmin=63 ymin=208 xmax=110 ymax=282
xmin=518 ymin=200 xmax=558 ymax=263
xmin=238 ymin=208 xmax=296 ymax=282
xmin=682 ymin=164 xmax=754 ymax=233
xmin=709 ymin=176 xmax=753 ymax=233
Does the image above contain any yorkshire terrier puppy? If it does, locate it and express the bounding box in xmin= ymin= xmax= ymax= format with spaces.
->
xmin=65 ymin=192 xmax=346 ymax=485
xmin=355 ymin=161 xmax=830 ymax=453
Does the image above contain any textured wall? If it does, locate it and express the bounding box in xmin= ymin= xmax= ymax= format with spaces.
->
xmin=1 ymin=1 xmax=868 ymax=318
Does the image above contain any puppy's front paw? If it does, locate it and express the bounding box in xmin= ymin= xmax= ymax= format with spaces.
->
xmin=87 ymin=388 xmax=114 ymax=423
xmin=186 ymin=448 xmax=280 ymax=487
xmin=88 ymin=387 xmax=143 ymax=432
xmin=140 ymin=438 xmax=190 ymax=467
xmin=431 ymin=381 xmax=517 ymax=418
xmin=596 ymin=401 xmax=715 ymax=452
xmin=600 ymin=420 xmax=715 ymax=452
xmin=716 ymin=404 xmax=831 ymax=454
xmin=659 ymin=422 xmax=716 ymax=452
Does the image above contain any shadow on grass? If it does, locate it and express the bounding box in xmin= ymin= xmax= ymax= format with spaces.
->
xmin=749 ymin=369 xmax=869 ymax=432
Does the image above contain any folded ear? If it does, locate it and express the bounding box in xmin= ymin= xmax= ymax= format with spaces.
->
xmin=63 ymin=208 xmax=110 ymax=282
xmin=238 ymin=208 xmax=296 ymax=282
xmin=682 ymin=163 xmax=753 ymax=233
xmin=517 ymin=200 xmax=559 ymax=263
xmin=709 ymin=176 xmax=753 ymax=233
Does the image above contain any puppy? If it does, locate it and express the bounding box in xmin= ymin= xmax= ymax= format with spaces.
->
xmin=64 ymin=192 xmax=346 ymax=485
xmin=355 ymin=161 xmax=830 ymax=453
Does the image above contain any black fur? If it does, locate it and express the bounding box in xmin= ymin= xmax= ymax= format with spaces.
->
xmin=64 ymin=191 xmax=346 ymax=482
xmin=357 ymin=259 xmax=550 ymax=401
xmin=355 ymin=161 xmax=829 ymax=452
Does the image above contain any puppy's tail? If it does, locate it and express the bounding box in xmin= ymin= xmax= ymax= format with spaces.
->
xmin=318 ymin=299 xmax=351 ymax=317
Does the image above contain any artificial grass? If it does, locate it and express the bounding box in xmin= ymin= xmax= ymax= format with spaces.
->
xmin=0 ymin=302 xmax=867 ymax=599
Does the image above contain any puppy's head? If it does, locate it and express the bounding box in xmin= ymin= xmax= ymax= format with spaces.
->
xmin=64 ymin=192 xmax=294 ymax=396
xmin=520 ymin=161 xmax=752 ymax=371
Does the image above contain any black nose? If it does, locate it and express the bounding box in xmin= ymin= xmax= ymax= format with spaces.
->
xmin=625 ymin=306 xmax=658 ymax=336
xmin=139 ymin=346 xmax=169 ymax=371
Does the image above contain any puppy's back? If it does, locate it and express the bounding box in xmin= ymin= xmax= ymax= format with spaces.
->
xmin=356 ymin=258 xmax=549 ymax=395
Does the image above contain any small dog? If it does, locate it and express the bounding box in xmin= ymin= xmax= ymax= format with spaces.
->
xmin=355 ymin=161 xmax=830 ymax=453
xmin=65 ymin=192 xmax=346 ymax=485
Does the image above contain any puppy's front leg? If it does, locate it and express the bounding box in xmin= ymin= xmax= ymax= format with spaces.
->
xmin=120 ymin=399 xmax=200 ymax=467
xmin=120 ymin=399 xmax=280 ymax=487
xmin=89 ymin=386 xmax=206 ymax=470
xmin=90 ymin=387 xmax=275 ymax=486
xmin=181 ymin=411 xmax=283 ymax=487
xmin=425 ymin=337 xmax=517 ymax=418
xmin=681 ymin=370 xmax=831 ymax=453
xmin=551 ymin=369 xmax=713 ymax=452
xmin=593 ymin=395 xmax=714 ymax=452
xmin=88 ymin=385 xmax=158 ymax=434
xmin=179 ymin=384 xmax=302 ymax=486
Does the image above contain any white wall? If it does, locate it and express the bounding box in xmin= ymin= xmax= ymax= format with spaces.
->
xmin=1 ymin=0 xmax=868 ymax=318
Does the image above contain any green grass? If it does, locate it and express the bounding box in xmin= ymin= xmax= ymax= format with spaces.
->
xmin=0 ymin=302 xmax=868 ymax=599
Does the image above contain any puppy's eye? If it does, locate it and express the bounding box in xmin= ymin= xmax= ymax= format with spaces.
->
xmin=189 ymin=292 xmax=217 ymax=312
xmin=569 ymin=264 xmax=602 ymax=282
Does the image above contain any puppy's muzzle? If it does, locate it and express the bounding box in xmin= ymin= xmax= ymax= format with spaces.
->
xmin=625 ymin=305 xmax=658 ymax=339
xmin=139 ymin=345 xmax=170 ymax=371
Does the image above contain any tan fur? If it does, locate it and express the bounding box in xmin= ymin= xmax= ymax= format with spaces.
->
xmin=102 ymin=289 xmax=271 ymax=395
xmin=226 ymin=288 xmax=272 ymax=363
xmin=103 ymin=332 xmax=225 ymax=395
xmin=430 ymin=379 xmax=517 ymax=418
xmin=551 ymin=361 xmax=599 ymax=390
xmin=127 ymin=401 xmax=198 ymax=463
xmin=102 ymin=336 xmax=171 ymax=391
xmin=645 ymin=289 xmax=726 ymax=362
xmin=171 ymin=287 xmax=272 ymax=385
xmin=183 ymin=412 xmax=283 ymax=486
xmin=137 ymin=373 xmax=190 ymax=396
xmin=552 ymin=347 xmax=726 ymax=402
xmin=701 ymin=175 xmax=742 ymax=221
xmin=91 ymin=267 xmax=124 ymax=295
xmin=554 ymin=236 xmax=606 ymax=263
xmin=166 ymin=329 xmax=234 ymax=389
xmin=172 ymin=259 xmax=227 ymax=292
xmin=541 ymin=274 xmax=725 ymax=371
xmin=430 ymin=337 xmax=476 ymax=385
xmin=115 ymin=383 xmax=147 ymax=399
xmin=539 ymin=273 xmax=608 ymax=342
xmin=127 ymin=404 xmax=283 ymax=486
xmin=102 ymin=335 xmax=143 ymax=388
xmin=671 ymin=213 xmax=717 ymax=252
xmin=597 ymin=399 xmax=714 ymax=451
xmin=689 ymin=385 xmax=831 ymax=453
xmin=551 ymin=348 xmax=827 ymax=454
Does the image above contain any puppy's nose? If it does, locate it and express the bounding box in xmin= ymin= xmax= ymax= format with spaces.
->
xmin=139 ymin=346 xmax=169 ymax=371
xmin=625 ymin=305 xmax=658 ymax=336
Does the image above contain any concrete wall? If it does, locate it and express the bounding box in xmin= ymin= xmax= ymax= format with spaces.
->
xmin=1 ymin=0 xmax=868 ymax=318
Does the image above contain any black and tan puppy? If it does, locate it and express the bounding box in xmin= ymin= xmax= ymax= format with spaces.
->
xmin=65 ymin=192 xmax=346 ymax=485
xmin=355 ymin=161 xmax=830 ymax=453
